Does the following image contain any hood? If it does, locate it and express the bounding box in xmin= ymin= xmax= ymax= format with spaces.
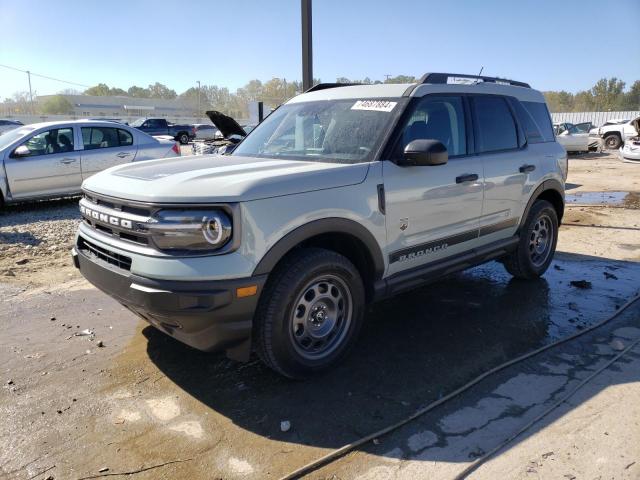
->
xmin=82 ymin=155 xmax=369 ymax=203
xmin=205 ymin=111 xmax=246 ymax=139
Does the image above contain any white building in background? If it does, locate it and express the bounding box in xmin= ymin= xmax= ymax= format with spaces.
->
xmin=38 ymin=94 xmax=197 ymax=120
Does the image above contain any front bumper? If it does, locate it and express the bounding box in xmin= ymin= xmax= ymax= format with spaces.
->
xmin=72 ymin=246 xmax=267 ymax=356
xmin=619 ymin=146 xmax=640 ymax=162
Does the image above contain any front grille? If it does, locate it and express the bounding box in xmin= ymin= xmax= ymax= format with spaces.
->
xmin=78 ymin=237 xmax=132 ymax=271
xmin=80 ymin=193 xmax=152 ymax=246
xmin=83 ymin=193 xmax=151 ymax=217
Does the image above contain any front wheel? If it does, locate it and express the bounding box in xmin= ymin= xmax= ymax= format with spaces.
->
xmin=604 ymin=134 xmax=622 ymax=150
xmin=502 ymin=200 xmax=558 ymax=279
xmin=254 ymin=248 xmax=365 ymax=379
xmin=178 ymin=133 xmax=190 ymax=145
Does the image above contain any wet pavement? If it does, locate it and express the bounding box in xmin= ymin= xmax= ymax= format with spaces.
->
xmin=565 ymin=191 xmax=640 ymax=208
xmin=2 ymin=252 xmax=639 ymax=479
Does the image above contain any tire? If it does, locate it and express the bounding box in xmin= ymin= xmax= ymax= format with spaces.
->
xmin=254 ymin=247 xmax=365 ymax=379
xmin=604 ymin=134 xmax=622 ymax=150
xmin=178 ymin=133 xmax=189 ymax=145
xmin=502 ymin=200 xmax=558 ymax=280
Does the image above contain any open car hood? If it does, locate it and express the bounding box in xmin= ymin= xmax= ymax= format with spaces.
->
xmin=205 ymin=110 xmax=246 ymax=139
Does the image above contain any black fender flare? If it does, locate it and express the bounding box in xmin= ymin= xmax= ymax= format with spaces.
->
xmin=518 ymin=179 xmax=565 ymax=232
xmin=252 ymin=217 xmax=385 ymax=279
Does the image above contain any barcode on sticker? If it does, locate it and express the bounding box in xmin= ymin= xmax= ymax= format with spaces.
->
xmin=351 ymin=100 xmax=397 ymax=112
xmin=447 ymin=77 xmax=481 ymax=85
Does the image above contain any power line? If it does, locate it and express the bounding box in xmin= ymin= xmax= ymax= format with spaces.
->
xmin=0 ymin=63 xmax=91 ymax=89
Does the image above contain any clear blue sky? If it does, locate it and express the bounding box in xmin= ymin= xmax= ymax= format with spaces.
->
xmin=1 ymin=0 xmax=639 ymax=99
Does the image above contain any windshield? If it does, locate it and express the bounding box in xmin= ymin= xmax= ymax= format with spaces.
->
xmin=0 ymin=127 xmax=35 ymax=150
xmin=232 ymin=99 xmax=402 ymax=163
xmin=130 ymin=118 xmax=146 ymax=127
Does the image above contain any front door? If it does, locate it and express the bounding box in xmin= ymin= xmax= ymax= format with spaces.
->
xmin=5 ymin=127 xmax=82 ymax=199
xmin=383 ymin=95 xmax=484 ymax=276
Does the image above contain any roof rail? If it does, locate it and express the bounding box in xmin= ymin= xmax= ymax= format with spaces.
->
xmin=416 ymin=72 xmax=531 ymax=89
xmin=304 ymin=82 xmax=358 ymax=93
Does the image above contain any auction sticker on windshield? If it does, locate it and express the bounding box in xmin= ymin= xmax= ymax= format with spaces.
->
xmin=351 ymin=100 xmax=397 ymax=112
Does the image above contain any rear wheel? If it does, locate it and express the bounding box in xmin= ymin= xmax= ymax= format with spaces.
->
xmin=254 ymin=248 xmax=365 ymax=379
xmin=502 ymin=200 xmax=558 ymax=279
xmin=604 ymin=134 xmax=622 ymax=150
xmin=178 ymin=133 xmax=190 ymax=145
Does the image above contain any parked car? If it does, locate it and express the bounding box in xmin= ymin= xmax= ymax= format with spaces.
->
xmin=72 ymin=72 xmax=566 ymax=378
xmin=0 ymin=120 xmax=180 ymax=206
xmin=0 ymin=119 xmax=24 ymax=135
xmin=597 ymin=117 xmax=639 ymax=149
xmin=130 ymin=118 xmax=195 ymax=144
xmin=193 ymin=123 xmax=221 ymax=140
xmin=192 ymin=111 xmax=249 ymax=155
xmin=553 ymin=122 xmax=589 ymax=153
xmin=619 ymin=118 xmax=640 ymax=162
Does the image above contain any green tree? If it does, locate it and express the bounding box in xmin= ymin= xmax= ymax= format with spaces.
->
xmin=84 ymin=83 xmax=111 ymax=96
xmin=591 ymin=77 xmax=625 ymax=111
xmin=573 ymin=91 xmax=595 ymax=111
xmin=127 ymin=85 xmax=150 ymax=98
xmin=40 ymin=95 xmax=73 ymax=114
xmin=147 ymin=82 xmax=177 ymax=99
xmin=624 ymin=80 xmax=640 ymax=110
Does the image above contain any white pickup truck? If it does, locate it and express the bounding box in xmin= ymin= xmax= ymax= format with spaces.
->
xmin=597 ymin=116 xmax=640 ymax=149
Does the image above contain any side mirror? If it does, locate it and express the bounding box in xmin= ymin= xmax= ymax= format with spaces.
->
xmin=12 ymin=145 xmax=30 ymax=158
xmin=400 ymin=139 xmax=448 ymax=166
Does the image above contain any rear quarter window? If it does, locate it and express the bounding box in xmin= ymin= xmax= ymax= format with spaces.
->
xmin=522 ymin=101 xmax=555 ymax=142
xmin=509 ymin=99 xmax=544 ymax=144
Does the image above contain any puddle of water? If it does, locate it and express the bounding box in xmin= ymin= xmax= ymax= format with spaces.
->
xmin=565 ymin=191 xmax=640 ymax=209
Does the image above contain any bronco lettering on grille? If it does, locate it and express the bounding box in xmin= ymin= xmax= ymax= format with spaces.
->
xmin=80 ymin=205 xmax=133 ymax=229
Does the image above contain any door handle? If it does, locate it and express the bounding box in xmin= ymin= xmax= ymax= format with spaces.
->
xmin=456 ymin=173 xmax=479 ymax=184
xmin=519 ymin=164 xmax=536 ymax=173
xmin=116 ymin=152 xmax=132 ymax=158
xmin=60 ymin=158 xmax=77 ymax=164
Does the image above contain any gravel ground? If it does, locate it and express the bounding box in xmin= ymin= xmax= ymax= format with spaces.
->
xmin=0 ymin=197 xmax=81 ymax=281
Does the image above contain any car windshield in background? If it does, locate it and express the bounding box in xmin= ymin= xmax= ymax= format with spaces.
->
xmin=232 ymin=99 xmax=401 ymax=163
xmin=129 ymin=118 xmax=146 ymax=127
xmin=0 ymin=127 xmax=35 ymax=150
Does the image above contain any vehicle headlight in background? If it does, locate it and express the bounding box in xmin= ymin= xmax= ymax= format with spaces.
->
xmin=148 ymin=209 xmax=232 ymax=251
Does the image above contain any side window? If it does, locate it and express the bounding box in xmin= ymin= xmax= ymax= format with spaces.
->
xmin=21 ymin=128 xmax=74 ymax=156
xmin=471 ymin=96 xmax=518 ymax=153
xmin=567 ymin=124 xmax=579 ymax=134
xmin=522 ymin=101 xmax=555 ymax=142
xmin=82 ymin=127 xmax=120 ymax=150
xmin=509 ymin=98 xmax=544 ymax=144
xmin=117 ymin=129 xmax=134 ymax=146
xmin=397 ymin=96 xmax=467 ymax=157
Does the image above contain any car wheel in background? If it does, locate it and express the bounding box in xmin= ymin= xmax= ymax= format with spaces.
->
xmin=604 ymin=134 xmax=622 ymax=150
xmin=254 ymin=247 xmax=365 ymax=379
xmin=502 ymin=200 xmax=558 ymax=280
xmin=179 ymin=133 xmax=189 ymax=145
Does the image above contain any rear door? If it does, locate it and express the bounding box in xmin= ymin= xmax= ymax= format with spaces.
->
xmin=383 ymin=94 xmax=484 ymax=276
xmin=4 ymin=126 xmax=82 ymax=199
xmin=469 ymin=95 xmax=531 ymax=244
xmin=80 ymin=126 xmax=137 ymax=179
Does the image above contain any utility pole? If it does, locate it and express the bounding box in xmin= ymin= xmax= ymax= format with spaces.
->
xmin=301 ymin=0 xmax=313 ymax=91
xmin=26 ymin=70 xmax=34 ymax=114
xmin=196 ymin=80 xmax=201 ymax=120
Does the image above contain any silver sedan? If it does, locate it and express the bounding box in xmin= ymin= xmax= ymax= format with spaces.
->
xmin=0 ymin=120 xmax=180 ymax=206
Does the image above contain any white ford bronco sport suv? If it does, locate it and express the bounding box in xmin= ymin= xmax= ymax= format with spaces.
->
xmin=72 ymin=73 xmax=567 ymax=379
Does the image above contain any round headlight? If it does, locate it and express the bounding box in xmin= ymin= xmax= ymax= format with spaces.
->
xmin=201 ymin=213 xmax=232 ymax=246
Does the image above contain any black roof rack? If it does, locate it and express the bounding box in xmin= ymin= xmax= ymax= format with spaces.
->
xmin=417 ymin=72 xmax=530 ymax=89
xmin=304 ymin=82 xmax=358 ymax=93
